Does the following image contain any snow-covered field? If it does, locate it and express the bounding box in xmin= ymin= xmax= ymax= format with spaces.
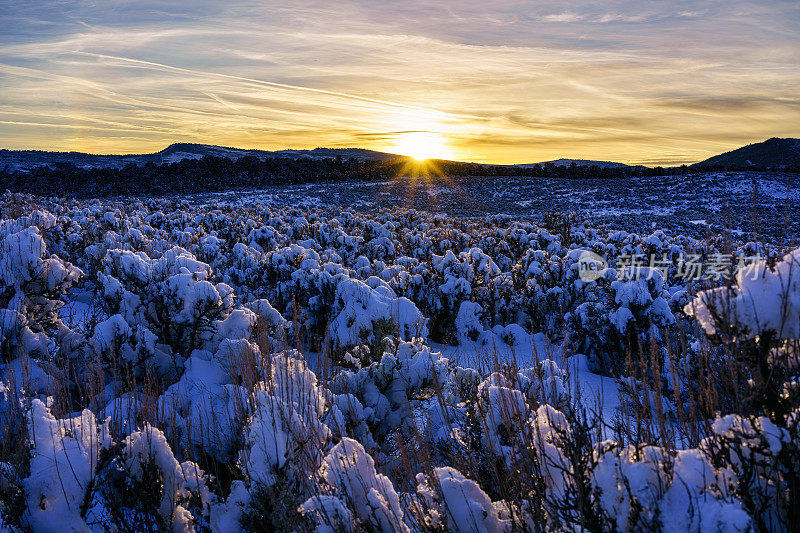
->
xmin=0 ymin=177 xmax=798 ymax=532
xmin=195 ymin=171 xmax=799 ymax=243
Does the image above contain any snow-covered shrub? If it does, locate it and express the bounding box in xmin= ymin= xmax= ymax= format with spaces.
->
xmin=512 ymin=237 xmax=572 ymax=337
xmin=686 ymin=246 xmax=800 ymax=419
xmin=21 ymin=400 xmax=111 ymax=532
xmin=3 ymin=191 xmax=798 ymax=532
xmin=98 ymin=425 xmax=213 ymax=532
xmin=315 ymin=438 xmax=408 ymax=532
xmin=0 ymin=310 xmax=50 ymax=365
xmin=207 ymin=352 xmax=331 ymax=531
xmin=414 ymin=466 xmax=510 ymax=532
xmin=686 ymin=247 xmax=800 ymax=343
xmin=591 ymin=442 xmax=751 ymax=532
xmin=426 ymin=250 xmax=474 ymax=343
xmin=518 ymin=358 xmax=568 ymax=409
xmin=260 ymin=244 xmax=427 ymax=359
xmin=330 ymin=340 xmax=449 ymax=442
xmin=95 ymin=247 xmax=244 ymax=381
xmin=476 ymin=372 xmax=531 ymax=465
xmin=325 ymin=393 xmax=378 ymax=452
xmin=0 ymin=217 xmax=82 ymax=363
xmin=328 ymin=275 xmax=427 ymax=358
xmin=682 ymin=247 xmax=800 ymax=530
xmin=455 ymin=300 xmax=484 ymax=343
xmin=568 ymin=266 xmax=675 ymax=375
xmin=298 ymin=495 xmax=353 ymax=533
xmin=609 ymin=268 xmax=675 ymax=341
xmin=156 ymin=339 xmax=256 ymax=460
xmin=241 ymin=353 xmax=330 ymax=488
xmin=698 ymin=410 xmax=799 ymax=531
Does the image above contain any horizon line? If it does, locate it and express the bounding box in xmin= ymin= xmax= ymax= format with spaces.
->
xmin=1 ymin=140 xmax=755 ymax=168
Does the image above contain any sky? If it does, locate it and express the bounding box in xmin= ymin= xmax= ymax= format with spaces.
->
xmin=0 ymin=1 xmax=798 ymax=165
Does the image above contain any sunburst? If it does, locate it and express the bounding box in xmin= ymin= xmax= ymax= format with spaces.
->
xmin=390 ymin=130 xmax=453 ymax=161
xmin=377 ymin=109 xmax=472 ymax=211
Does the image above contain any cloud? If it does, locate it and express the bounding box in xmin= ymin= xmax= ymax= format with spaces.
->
xmin=540 ymin=12 xmax=584 ymax=23
xmin=0 ymin=0 xmax=797 ymax=164
xmin=596 ymin=13 xmax=651 ymax=23
xmin=654 ymin=95 xmax=800 ymax=112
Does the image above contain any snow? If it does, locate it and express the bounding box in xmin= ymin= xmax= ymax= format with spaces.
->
xmin=417 ymin=467 xmax=510 ymax=532
xmin=687 ymin=247 xmax=800 ymax=339
xmin=591 ymin=443 xmax=752 ymax=532
xmin=242 ymin=353 xmax=329 ymax=486
xmin=1 ymin=190 xmax=797 ymax=532
xmin=329 ymin=275 xmax=427 ymax=349
xmin=122 ymin=425 xmax=212 ymax=531
xmin=517 ymin=158 xmax=630 ymax=169
xmin=319 ymin=438 xmax=409 ymax=533
xmin=23 ymin=399 xmax=111 ymax=532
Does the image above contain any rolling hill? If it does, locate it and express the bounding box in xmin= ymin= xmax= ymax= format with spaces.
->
xmin=2 ymin=138 xmax=799 ymax=173
xmin=0 ymin=143 xmax=396 ymax=172
xmin=691 ymin=137 xmax=800 ymax=169
xmin=516 ymin=159 xmax=633 ymax=169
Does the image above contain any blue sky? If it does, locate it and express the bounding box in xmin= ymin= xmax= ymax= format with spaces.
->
xmin=0 ymin=0 xmax=798 ymax=164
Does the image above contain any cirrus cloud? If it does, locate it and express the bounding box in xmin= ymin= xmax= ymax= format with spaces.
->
xmin=0 ymin=0 xmax=797 ymax=165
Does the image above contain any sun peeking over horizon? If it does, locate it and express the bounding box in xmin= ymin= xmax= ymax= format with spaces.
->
xmin=385 ymin=109 xmax=457 ymax=161
xmin=378 ymin=110 xmax=467 ymax=213
xmin=389 ymin=130 xmax=454 ymax=161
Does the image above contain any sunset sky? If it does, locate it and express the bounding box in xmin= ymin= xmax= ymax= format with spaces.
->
xmin=1 ymin=1 xmax=798 ymax=165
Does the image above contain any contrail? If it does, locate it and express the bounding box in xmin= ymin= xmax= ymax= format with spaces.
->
xmin=0 ymin=62 xmax=275 ymax=122
xmin=73 ymin=51 xmax=484 ymax=120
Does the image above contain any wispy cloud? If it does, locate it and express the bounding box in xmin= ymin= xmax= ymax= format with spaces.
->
xmin=540 ymin=12 xmax=584 ymax=23
xmin=596 ymin=13 xmax=652 ymax=23
xmin=0 ymin=0 xmax=797 ymax=164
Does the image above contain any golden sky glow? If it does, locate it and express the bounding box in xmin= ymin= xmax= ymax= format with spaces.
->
xmin=0 ymin=1 xmax=798 ymax=165
xmin=391 ymin=131 xmax=454 ymax=161
xmin=385 ymin=109 xmax=456 ymax=160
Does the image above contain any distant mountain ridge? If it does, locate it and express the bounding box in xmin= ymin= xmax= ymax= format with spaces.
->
xmin=0 ymin=144 xmax=638 ymax=172
xmin=691 ymin=137 xmax=800 ymax=169
xmin=0 ymin=143 xmax=396 ymax=172
xmin=515 ymin=158 xmax=635 ymax=169
xmin=0 ymin=145 xmax=640 ymax=172
xmin=2 ymin=138 xmax=798 ymax=172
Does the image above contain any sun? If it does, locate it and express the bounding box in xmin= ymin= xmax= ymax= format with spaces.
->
xmin=390 ymin=131 xmax=453 ymax=161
